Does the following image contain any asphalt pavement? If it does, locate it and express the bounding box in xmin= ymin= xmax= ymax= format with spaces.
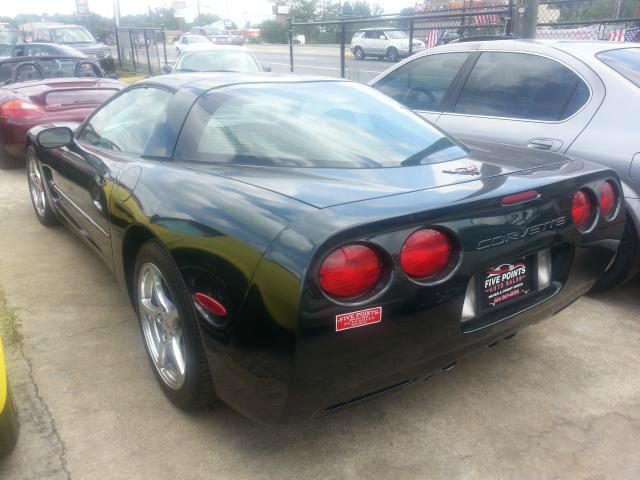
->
xmin=1 ymin=165 xmax=639 ymax=479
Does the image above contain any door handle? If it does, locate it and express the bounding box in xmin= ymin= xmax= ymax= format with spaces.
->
xmin=526 ymin=139 xmax=555 ymax=151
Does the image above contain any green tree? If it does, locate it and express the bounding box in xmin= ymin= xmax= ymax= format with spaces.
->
xmin=259 ymin=19 xmax=288 ymax=43
xmin=558 ymin=0 xmax=638 ymax=21
xmin=290 ymin=0 xmax=319 ymax=22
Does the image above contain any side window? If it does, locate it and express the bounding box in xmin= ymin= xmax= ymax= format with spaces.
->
xmin=78 ymin=87 xmax=172 ymax=155
xmin=454 ymin=52 xmax=590 ymax=121
xmin=364 ymin=31 xmax=378 ymax=39
xmin=13 ymin=46 xmax=24 ymax=56
xmin=374 ymin=53 xmax=470 ymax=111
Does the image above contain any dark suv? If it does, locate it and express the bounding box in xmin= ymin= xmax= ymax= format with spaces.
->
xmin=31 ymin=25 xmax=116 ymax=78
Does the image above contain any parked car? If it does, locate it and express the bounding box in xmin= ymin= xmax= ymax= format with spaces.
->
xmin=0 ymin=56 xmax=125 ymax=168
xmin=351 ymin=28 xmax=425 ymax=62
xmin=175 ymin=34 xmax=210 ymax=55
xmin=30 ymin=24 xmax=116 ymax=78
xmin=6 ymin=43 xmax=86 ymax=59
xmin=371 ymin=39 xmax=640 ymax=291
xmin=0 ymin=336 xmax=19 ymax=459
xmin=164 ymin=45 xmax=267 ymax=74
xmin=25 ymin=74 xmax=623 ymax=423
xmin=208 ymin=29 xmax=245 ymax=46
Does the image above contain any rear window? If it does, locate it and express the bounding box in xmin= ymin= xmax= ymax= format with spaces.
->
xmin=597 ymin=48 xmax=640 ymax=88
xmin=174 ymin=82 xmax=467 ymax=168
xmin=45 ymin=89 xmax=118 ymax=108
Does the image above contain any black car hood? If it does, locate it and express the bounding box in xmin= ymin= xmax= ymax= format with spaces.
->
xmin=67 ymin=43 xmax=110 ymax=54
xmin=185 ymin=140 xmax=574 ymax=209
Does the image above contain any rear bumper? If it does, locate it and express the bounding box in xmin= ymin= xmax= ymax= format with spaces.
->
xmin=201 ymin=239 xmax=619 ymax=424
xmin=0 ymin=109 xmax=94 ymax=160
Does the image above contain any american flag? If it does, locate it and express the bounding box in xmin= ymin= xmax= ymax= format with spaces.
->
xmin=425 ymin=29 xmax=442 ymax=49
xmin=474 ymin=14 xmax=498 ymax=26
xmin=608 ymin=27 xmax=640 ymax=42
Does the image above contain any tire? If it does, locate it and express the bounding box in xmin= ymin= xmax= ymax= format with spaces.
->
xmin=134 ymin=239 xmax=216 ymax=409
xmin=0 ymin=382 xmax=20 ymax=459
xmin=0 ymin=148 xmax=21 ymax=170
xmin=26 ymin=147 xmax=58 ymax=227
xmin=353 ymin=46 xmax=365 ymax=60
xmin=386 ymin=47 xmax=399 ymax=63
xmin=590 ymin=217 xmax=639 ymax=294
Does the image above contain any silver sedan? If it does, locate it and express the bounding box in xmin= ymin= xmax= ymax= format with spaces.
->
xmin=370 ymin=39 xmax=640 ymax=291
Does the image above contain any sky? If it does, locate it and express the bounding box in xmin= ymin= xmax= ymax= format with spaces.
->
xmin=3 ymin=0 xmax=415 ymax=27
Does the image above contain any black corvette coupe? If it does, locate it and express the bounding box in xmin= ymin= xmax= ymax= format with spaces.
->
xmin=26 ymin=74 xmax=624 ymax=423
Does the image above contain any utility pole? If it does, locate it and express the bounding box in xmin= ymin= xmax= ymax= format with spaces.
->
xmin=615 ymin=0 xmax=623 ymax=19
xmin=113 ymin=0 xmax=121 ymax=27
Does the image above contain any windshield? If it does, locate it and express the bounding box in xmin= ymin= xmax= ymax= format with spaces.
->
xmin=597 ymin=48 xmax=640 ymax=88
xmin=0 ymin=30 xmax=20 ymax=46
xmin=0 ymin=59 xmax=98 ymax=84
xmin=175 ymin=49 xmax=260 ymax=73
xmin=51 ymin=27 xmax=95 ymax=44
xmin=386 ymin=31 xmax=408 ymax=39
xmin=175 ymin=82 xmax=467 ymax=168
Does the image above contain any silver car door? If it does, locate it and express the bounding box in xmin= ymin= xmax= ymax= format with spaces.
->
xmin=436 ymin=50 xmax=605 ymax=153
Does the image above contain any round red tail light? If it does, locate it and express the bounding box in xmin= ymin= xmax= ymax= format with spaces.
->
xmin=401 ymin=228 xmax=453 ymax=280
xmin=600 ymin=181 xmax=617 ymax=219
xmin=572 ymin=190 xmax=595 ymax=231
xmin=319 ymin=244 xmax=383 ymax=299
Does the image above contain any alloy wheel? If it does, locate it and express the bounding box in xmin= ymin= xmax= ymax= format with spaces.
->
xmin=138 ymin=263 xmax=187 ymax=390
xmin=28 ymin=154 xmax=47 ymax=218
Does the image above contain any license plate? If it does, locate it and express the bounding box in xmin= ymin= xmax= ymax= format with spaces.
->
xmin=479 ymin=258 xmax=533 ymax=310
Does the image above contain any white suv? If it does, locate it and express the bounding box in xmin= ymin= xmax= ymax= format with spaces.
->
xmin=351 ymin=28 xmax=425 ymax=62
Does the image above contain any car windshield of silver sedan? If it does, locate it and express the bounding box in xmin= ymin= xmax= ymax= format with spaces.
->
xmin=175 ymin=50 xmax=260 ymax=73
xmin=174 ymin=81 xmax=468 ymax=168
xmin=598 ymin=48 xmax=640 ymax=88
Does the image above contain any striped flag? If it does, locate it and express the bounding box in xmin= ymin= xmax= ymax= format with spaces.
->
xmin=474 ymin=14 xmax=498 ymax=26
xmin=426 ymin=29 xmax=441 ymax=49
xmin=608 ymin=30 xmax=625 ymax=42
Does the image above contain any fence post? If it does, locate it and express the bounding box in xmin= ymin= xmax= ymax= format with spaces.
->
xmin=408 ymin=18 xmax=414 ymax=55
xmin=288 ymin=17 xmax=294 ymax=73
xmin=114 ymin=28 xmax=122 ymax=69
xmin=128 ymin=29 xmax=137 ymax=72
xmin=505 ymin=0 xmax=514 ymax=36
xmin=340 ymin=21 xmax=346 ymax=78
xmin=161 ymin=24 xmax=168 ymax=65
xmin=143 ymin=29 xmax=152 ymax=74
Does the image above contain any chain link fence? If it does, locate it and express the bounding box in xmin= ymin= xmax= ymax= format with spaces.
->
xmin=537 ymin=0 xmax=640 ymax=40
xmin=290 ymin=5 xmax=513 ymax=83
xmin=115 ymin=27 xmax=168 ymax=75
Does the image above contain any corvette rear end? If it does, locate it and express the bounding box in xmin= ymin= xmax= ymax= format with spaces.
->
xmin=197 ymin=142 xmax=624 ymax=424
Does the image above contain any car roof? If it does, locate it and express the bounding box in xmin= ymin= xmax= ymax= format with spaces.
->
xmin=430 ymin=38 xmax=639 ymax=55
xmin=139 ymin=72 xmax=347 ymax=93
xmin=179 ymin=44 xmax=249 ymax=52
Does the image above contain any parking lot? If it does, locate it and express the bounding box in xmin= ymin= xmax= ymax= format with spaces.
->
xmin=0 ymin=166 xmax=639 ymax=478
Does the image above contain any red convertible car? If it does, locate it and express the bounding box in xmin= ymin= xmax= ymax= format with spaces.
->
xmin=0 ymin=56 xmax=124 ymax=168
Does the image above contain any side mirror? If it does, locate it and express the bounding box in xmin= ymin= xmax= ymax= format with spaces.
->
xmin=162 ymin=64 xmax=173 ymax=74
xmin=36 ymin=127 xmax=74 ymax=149
xmin=262 ymin=64 xmax=272 ymax=72
xmin=379 ymin=35 xmax=386 ymax=40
